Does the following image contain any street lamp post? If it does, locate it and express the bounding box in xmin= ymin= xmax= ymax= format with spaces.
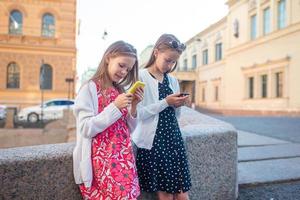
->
xmin=40 ymin=60 xmax=46 ymax=124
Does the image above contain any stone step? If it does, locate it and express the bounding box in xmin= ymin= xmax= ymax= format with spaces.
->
xmin=238 ymin=130 xmax=289 ymax=147
xmin=238 ymin=157 xmax=300 ymax=186
xmin=238 ymin=143 xmax=300 ymax=162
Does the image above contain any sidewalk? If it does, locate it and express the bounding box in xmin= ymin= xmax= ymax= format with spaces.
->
xmin=237 ymin=130 xmax=300 ymax=199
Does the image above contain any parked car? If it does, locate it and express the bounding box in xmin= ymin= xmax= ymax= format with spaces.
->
xmin=0 ymin=105 xmax=7 ymax=120
xmin=16 ymin=99 xmax=74 ymax=123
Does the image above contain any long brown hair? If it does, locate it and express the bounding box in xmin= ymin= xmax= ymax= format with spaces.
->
xmin=90 ymin=40 xmax=138 ymax=92
xmin=144 ymin=34 xmax=185 ymax=73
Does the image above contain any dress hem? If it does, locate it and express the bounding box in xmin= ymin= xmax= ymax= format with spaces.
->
xmin=140 ymin=186 xmax=191 ymax=194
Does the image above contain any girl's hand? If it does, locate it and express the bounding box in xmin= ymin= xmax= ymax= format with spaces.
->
xmin=130 ymin=87 xmax=144 ymax=117
xmin=114 ymin=93 xmax=133 ymax=109
xmin=165 ymin=93 xmax=189 ymax=108
xmin=132 ymin=87 xmax=144 ymax=106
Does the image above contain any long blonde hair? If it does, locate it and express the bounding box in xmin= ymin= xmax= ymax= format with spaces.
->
xmin=144 ymin=34 xmax=186 ymax=73
xmin=90 ymin=40 xmax=138 ymax=92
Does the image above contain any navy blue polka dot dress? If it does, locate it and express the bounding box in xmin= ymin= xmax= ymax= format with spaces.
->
xmin=136 ymin=73 xmax=192 ymax=194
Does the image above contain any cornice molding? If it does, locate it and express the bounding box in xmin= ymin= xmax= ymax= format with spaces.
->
xmin=38 ymin=7 xmax=61 ymax=20
xmin=241 ymin=56 xmax=290 ymax=71
xmin=0 ymin=35 xmax=76 ymax=54
xmin=6 ymin=4 xmax=28 ymax=17
xmin=227 ymin=22 xmax=300 ymax=56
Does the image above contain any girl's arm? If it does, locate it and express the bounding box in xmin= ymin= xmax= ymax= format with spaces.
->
xmin=136 ymin=78 xmax=183 ymax=120
xmin=135 ymin=72 xmax=181 ymax=121
xmin=137 ymin=99 xmax=169 ymax=121
xmin=135 ymin=72 xmax=169 ymax=121
xmin=74 ymin=82 xmax=122 ymax=139
xmin=137 ymin=93 xmax=184 ymax=121
xmin=126 ymin=87 xmax=143 ymax=132
xmin=126 ymin=108 xmax=137 ymax=133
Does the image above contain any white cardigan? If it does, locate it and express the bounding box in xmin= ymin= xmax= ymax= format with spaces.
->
xmin=132 ymin=69 xmax=181 ymax=150
xmin=73 ymin=81 xmax=137 ymax=188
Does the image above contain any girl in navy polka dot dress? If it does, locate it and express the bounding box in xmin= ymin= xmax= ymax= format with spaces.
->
xmin=132 ymin=34 xmax=192 ymax=200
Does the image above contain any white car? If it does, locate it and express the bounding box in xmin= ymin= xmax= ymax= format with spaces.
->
xmin=17 ymin=99 xmax=74 ymax=123
xmin=0 ymin=105 xmax=7 ymax=120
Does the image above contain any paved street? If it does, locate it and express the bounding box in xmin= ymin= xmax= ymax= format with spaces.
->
xmin=208 ymin=115 xmax=300 ymax=143
xmin=206 ymin=113 xmax=300 ymax=199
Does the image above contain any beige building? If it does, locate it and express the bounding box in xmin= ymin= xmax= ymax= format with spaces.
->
xmin=173 ymin=0 xmax=300 ymax=115
xmin=139 ymin=45 xmax=154 ymax=68
xmin=0 ymin=0 xmax=77 ymax=109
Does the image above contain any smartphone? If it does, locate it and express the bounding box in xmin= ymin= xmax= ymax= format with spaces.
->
xmin=178 ymin=93 xmax=190 ymax=97
xmin=128 ymin=81 xmax=145 ymax=94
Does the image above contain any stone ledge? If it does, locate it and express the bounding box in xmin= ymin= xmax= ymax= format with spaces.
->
xmin=0 ymin=107 xmax=238 ymax=200
xmin=0 ymin=143 xmax=81 ymax=200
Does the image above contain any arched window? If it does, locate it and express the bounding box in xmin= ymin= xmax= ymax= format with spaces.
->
xmin=9 ymin=10 xmax=23 ymax=35
xmin=7 ymin=62 xmax=20 ymax=89
xmin=41 ymin=13 xmax=55 ymax=37
xmin=40 ymin=64 xmax=53 ymax=90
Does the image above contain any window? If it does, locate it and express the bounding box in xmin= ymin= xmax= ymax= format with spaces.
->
xmin=45 ymin=101 xmax=58 ymax=107
xmin=248 ymin=77 xmax=254 ymax=98
xmin=40 ymin=64 xmax=53 ymax=90
xmin=251 ymin=14 xmax=257 ymax=40
xmin=50 ymin=100 xmax=74 ymax=106
xmin=202 ymin=88 xmax=205 ymax=102
xmin=278 ymin=0 xmax=286 ymax=29
xmin=9 ymin=10 xmax=22 ymax=35
xmin=42 ymin=13 xmax=55 ymax=37
xmin=263 ymin=7 xmax=271 ymax=35
xmin=62 ymin=100 xmax=74 ymax=105
xmin=192 ymin=55 xmax=197 ymax=69
xmin=261 ymin=74 xmax=268 ymax=98
xmin=215 ymin=43 xmax=222 ymax=61
xmin=183 ymin=59 xmax=188 ymax=71
xmin=233 ymin=19 xmax=239 ymax=38
xmin=202 ymin=49 xmax=208 ymax=65
xmin=276 ymin=72 xmax=283 ymax=97
xmin=7 ymin=62 xmax=20 ymax=89
xmin=215 ymin=86 xmax=219 ymax=101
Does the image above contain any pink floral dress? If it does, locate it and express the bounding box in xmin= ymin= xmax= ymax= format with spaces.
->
xmin=79 ymin=81 xmax=140 ymax=200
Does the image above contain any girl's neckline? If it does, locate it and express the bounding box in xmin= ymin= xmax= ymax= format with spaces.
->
xmin=95 ymin=79 xmax=118 ymax=92
xmin=146 ymin=69 xmax=165 ymax=84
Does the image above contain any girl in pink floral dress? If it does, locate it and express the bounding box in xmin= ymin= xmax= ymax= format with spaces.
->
xmin=73 ymin=41 xmax=143 ymax=200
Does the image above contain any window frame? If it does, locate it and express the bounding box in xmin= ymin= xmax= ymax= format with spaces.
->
xmin=261 ymin=74 xmax=268 ymax=98
xmin=250 ymin=14 xmax=257 ymax=40
xmin=263 ymin=7 xmax=271 ymax=35
xmin=202 ymin=49 xmax=208 ymax=65
xmin=9 ymin=10 xmax=23 ymax=35
xmin=215 ymin=43 xmax=222 ymax=61
xmin=248 ymin=76 xmax=254 ymax=99
xmin=40 ymin=64 xmax=53 ymax=90
xmin=41 ymin=13 xmax=55 ymax=37
xmin=277 ymin=0 xmax=286 ymax=29
xmin=192 ymin=54 xmax=197 ymax=69
xmin=6 ymin=62 xmax=20 ymax=89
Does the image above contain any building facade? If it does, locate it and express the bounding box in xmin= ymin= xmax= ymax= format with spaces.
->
xmin=0 ymin=0 xmax=77 ymax=109
xmin=173 ymin=0 xmax=300 ymax=115
xmin=139 ymin=45 xmax=153 ymax=68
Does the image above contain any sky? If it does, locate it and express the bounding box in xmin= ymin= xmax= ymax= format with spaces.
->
xmin=76 ymin=0 xmax=228 ymax=79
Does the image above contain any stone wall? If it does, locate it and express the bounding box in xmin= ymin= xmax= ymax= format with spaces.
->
xmin=0 ymin=107 xmax=238 ymax=200
xmin=0 ymin=110 xmax=75 ymax=148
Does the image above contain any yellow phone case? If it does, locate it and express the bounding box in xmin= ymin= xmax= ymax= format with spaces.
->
xmin=128 ymin=81 xmax=145 ymax=94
